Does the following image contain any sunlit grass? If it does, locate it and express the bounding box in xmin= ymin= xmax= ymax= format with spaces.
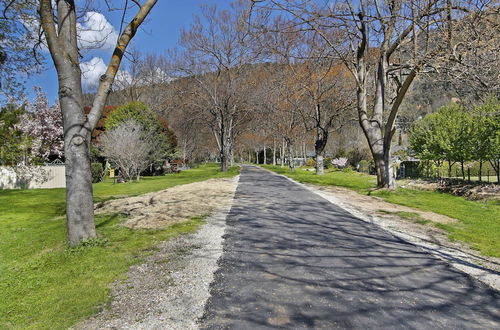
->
xmin=377 ymin=209 xmax=431 ymax=225
xmin=261 ymin=165 xmax=376 ymax=193
xmin=0 ymin=164 xmax=239 ymax=329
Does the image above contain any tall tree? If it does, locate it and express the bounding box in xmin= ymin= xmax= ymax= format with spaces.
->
xmin=171 ymin=2 xmax=257 ymax=172
xmin=39 ymin=0 xmax=158 ymax=245
xmin=252 ymin=0 xmax=490 ymax=188
xmin=473 ymin=97 xmax=500 ymax=182
xmin=289 ymin=34 xmax=355 ymax=175
xmin=0 ymin=0 xmax=40 ymax=100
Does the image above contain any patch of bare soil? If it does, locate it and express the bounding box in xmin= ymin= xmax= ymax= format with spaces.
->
xmin=95 ymin=178 xmax=237 ymax=229
xmin=325 ymin=186 xmax=457 ymax=225
xmin=303 ymin=183 xmax=500 ymax=291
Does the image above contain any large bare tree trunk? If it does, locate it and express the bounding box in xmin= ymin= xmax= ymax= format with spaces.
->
xmin=356 ymin=38 xmax=416 ymax=189
xmin=315 ymin=129 xmax=328 ymax=175
xmin=41 ymin=0 xmax=96 ymax=245
xmin=61 ymin=72 xmax=96 ymax=244
xmin=40 ymin=0 xmax=158 ymax=245
xmin=372 ymin=146 xmax=395 ymax=188
xmin=361 ymin=125 xmax=396 ymax=188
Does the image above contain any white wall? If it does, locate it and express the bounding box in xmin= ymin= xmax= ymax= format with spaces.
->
xmin=0 ymin=165 xmax=66 ymax=190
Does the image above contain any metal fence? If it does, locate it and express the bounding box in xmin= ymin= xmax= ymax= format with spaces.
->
xmin=0 ymin=165 xmax=66 ymax=190
xmin=396 ymin=160 xmax=499 ymax=183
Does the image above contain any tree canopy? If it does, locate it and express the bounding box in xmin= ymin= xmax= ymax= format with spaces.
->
xmin=104 ymin=101 xmax=177 ymax=164
xmin=0 ymin=104 xmax=28 ymax=165
xmin=409 ymin=98 xmax=500 ymax=180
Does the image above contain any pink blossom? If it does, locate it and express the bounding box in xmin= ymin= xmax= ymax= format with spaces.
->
xmin=331 ymin=157 xmax=348 ymax=168
xmin=19 ymin=87 xmax=64 ymax=162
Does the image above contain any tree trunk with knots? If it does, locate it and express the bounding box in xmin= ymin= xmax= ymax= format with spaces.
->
xmin=39 ymin=0 xmax=158 ymax=245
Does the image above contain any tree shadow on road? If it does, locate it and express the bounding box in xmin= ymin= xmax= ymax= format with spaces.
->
xmin=200 ymin=167 xmax=500 ymax=329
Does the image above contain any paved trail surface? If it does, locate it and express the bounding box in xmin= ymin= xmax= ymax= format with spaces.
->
xmin=201 ymin=166 xmax=499 ymax=329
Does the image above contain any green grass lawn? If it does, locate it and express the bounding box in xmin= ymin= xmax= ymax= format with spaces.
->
xmin=0 ymin=164 xmax=239 ymax=329
xmin=261 ymin=165 xmax=377 ymax=193
xmin=262 ymin=165 xmax=500 ymax=257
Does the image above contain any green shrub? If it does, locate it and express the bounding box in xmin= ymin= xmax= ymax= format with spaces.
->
xmin=305 ymin=158 xmax=316 ymax=167
xmin=91 ymin=163 xmax=104 ymax=183
xmin=358 ymin=160 xmax=370 ymax=173
xmin=418 ymin=160 xmax=437 ymax=178
xmin=324 ymin=157 xmax=332 ymax=169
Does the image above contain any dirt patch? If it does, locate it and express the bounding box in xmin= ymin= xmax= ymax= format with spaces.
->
xmin=313 ymin=185 xmax=457 ymax=225
xmin=95 ymin=178 xmax=238 ymax=229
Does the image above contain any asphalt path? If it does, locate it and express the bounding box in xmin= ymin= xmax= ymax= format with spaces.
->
xmin=201 ymin=166 xmax=499 ymax=329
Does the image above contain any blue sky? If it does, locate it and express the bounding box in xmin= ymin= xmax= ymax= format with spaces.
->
xmin=27 ymin=0 xmax=231 ymax=104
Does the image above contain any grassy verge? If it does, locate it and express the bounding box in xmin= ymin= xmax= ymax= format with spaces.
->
xmin=0 ymin=164 xmax=239 ymax=329
xmin=94 ymin=163 xmax=240 ymax=202
xmin=262 ymin=165 xmax=500 ymax=257
xmin=261 ymin=165 xmax=376 ymax=193
xmin=377 ymin=210 xmax=431 ymax=225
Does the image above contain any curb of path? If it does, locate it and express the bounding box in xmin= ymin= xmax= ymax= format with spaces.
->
xmin=258 ymin=166 xmax=499 ymax=292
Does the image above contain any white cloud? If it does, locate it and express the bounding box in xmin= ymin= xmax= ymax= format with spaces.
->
xmin=80 ymin=57 xmax=107 ymax=89
xmin=77 ymin=12 xmax=118 ymax=51
xmin=21 ymin=11 xmax=118 ymax=54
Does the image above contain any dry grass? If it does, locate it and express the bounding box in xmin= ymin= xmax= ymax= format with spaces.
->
xmin=95 ymin=178 xmax=238 ymax=229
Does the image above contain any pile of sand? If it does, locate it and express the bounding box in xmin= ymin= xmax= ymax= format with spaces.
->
xmin=94 ymin=177 xmax=238 ymax=229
